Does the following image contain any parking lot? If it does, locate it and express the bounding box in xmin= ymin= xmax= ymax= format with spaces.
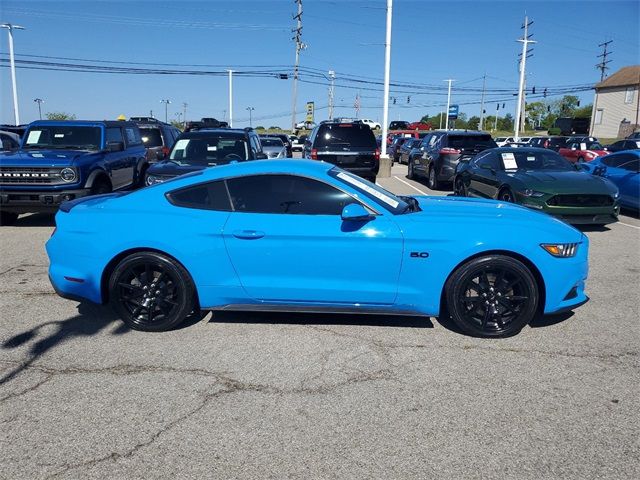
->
xmin=0 ymin=161 xmax=638 ymax=479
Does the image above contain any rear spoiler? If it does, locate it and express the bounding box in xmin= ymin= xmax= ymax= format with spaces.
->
xmin=59 ymin=192 xmax=127 ymax=213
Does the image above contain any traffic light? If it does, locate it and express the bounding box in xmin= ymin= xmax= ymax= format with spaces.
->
xmin=543 ymin=88 xmax=548 ymax=98
xmin=393 ymin=97 xmax=396 ymax=105
xmin=407 ymin=96 xmax=410 ymax=104
xmin=532 ymin=86 xmax=536 ymax=94
xmin=547 ymin=106 xmax=551 ymax=112
xmin=502 ymin=103 xmax=505 ymax=109
xmin=496 ymin=103 xmax=500 ymax=110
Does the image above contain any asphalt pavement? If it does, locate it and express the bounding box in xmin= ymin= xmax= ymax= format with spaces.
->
xmin=0 ymin=161 xmax=638 ymax=479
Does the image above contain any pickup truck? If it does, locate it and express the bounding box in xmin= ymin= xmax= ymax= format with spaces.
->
xmin=0 ymin=120 xmax=147 ymax=225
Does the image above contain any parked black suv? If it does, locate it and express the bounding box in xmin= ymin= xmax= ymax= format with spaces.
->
xmin=303 ymin=121 xmax=380 ymax=182
xmin=145 ymin=127 xmax=267 ymax=185
xmin=528 ymin=136 xmax=569 ymax=151
xmin=409 ymin=130 xmax=497 ymax=189
xmin=130 ymin=117 xmax=181 ymax=163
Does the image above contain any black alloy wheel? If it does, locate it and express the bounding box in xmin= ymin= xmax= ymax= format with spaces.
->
xmin=109 ymin=252 xmax=195 ymax=331
xmin=428 ymin=166 xmax=439 ymax=190
xmin=0 ymin=211 xmax=19 ymax=226
xmin=91 ymin=178 xmax=112 ymax=195
xmin=445 ymin=255 xmax=539 ymax=337
xmin=454 ymin=177 xmax=466 ymax=197
xmin=499 ymin=188 xmax=515 ymax=203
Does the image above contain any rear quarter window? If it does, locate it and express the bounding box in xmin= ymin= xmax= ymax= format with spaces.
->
xmin=314 ymin=125 xmax=376 ymax=149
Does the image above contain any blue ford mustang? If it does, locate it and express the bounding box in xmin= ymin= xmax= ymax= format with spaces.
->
xmin=47 ymin=160 xmax=589 ymax=337
xmin=580 ymin=150 xmax=639 ymax=210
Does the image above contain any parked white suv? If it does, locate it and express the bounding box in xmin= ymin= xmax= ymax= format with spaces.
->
xmin=360 ymin=119 xmax=381 ymax=130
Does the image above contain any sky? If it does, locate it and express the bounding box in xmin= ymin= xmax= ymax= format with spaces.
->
xmin=1 ymin=0 xmax=638 ymax=128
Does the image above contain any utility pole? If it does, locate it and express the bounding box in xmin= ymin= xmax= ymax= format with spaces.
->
xmin=354 ymin=92 xmax=360 ymax=118
xmin=228 ymin=70 xmax=234 ymax=127
xmin=1 ymin=23 xmax=25 ymax=125
xmin=444 ymin=79 xmax=455 ymax=130
xmin=182 ymin=102 xmax=188 ymax=128
xmin=291 ymin=0 xmax=306 ymax=131
xmin=380 ymin=0 xmax=393 ymax=157
xmin=479 ymin=74 xmax=486 ymax=130
xmin=34 ymin=98 xmax=44 ymax=120
xmin=328 ymin=70 xmax=335 ymax=120
xmin=515 ymin=15 xmax=535 ymax=142
xmin=494 ymin=103 xmax=500 ymax=131
xmin=246 ymin=107 xmax=255 ymax=127
xmin=160 ymin=99 xmax=171 ymax=123
xmin=596 ymin=40 xmax=613 ymax=82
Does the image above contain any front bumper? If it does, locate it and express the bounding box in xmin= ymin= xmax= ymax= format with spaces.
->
xmin=518 ymin=195 xmax=620 ymax=225
xmin=0 ymin=188 xmax=91 ymax=213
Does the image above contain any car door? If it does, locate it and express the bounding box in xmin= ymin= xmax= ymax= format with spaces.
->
xmin=468 ymin=151 xmax=501 ymax=198
xmin=603 ymin=154 xmax=639 ymax=207
xmin=223 ymin=174 xmax=404 ymax=304
xmin=104 ymin=127 xmax=131 ymax=189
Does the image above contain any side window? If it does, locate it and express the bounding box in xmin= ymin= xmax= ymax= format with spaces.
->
xmin=472 ymin=151 xmax=490 ymax=166
xmin=105 ymin=127 xmax=124 ymax=144
xmin=620 ymin=158 xmax=640 ymax=172
xmin=125 ymin=127 xmax=142 ymax=146
xmin=421 ymin=134 xmax=432 ymax=147
xmin=227 ymin=174 xmax=354 ymax=215
xmin=167 ymin=181 xmax=231 ymax=211
xmin=1 ymin=134 xmax=18 ymax=151
xmin=248 ymin=136 xmax=260 ymax=156
xmin=478 ymin=152 xmax=500 ymax=170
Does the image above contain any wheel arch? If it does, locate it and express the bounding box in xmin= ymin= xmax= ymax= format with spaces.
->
xmin=100 ymin=247 xmax=200 ymax=308
xmin=438 ymin=249 xmax=546 ymax=318
xmin=85 ymin=168 xmax=112 ymax=189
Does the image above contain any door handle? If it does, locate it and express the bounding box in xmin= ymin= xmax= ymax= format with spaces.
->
xmin=232 ymin=230 xmax=265 ymax=240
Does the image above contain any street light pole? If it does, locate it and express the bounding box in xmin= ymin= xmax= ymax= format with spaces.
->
xmin=246 ymin=107 xmax=255 ymax=127
xmin=160 ymin=99 xmax=171 ymax=123
xmin=444 ymin=79 xmax=455 ymax=130
xmin=228 ymin=70 xmax=234 ymax=128
xmin=381 ymin=0 xmax=393 ymax=157
xmin=1 ymin=23 xmax=25 ymax=125
xmin=34 ymin=98 xmax=44 ymax=120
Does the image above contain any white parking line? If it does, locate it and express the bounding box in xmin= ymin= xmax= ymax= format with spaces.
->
xmin=617 ymin=221 xmax=640 ymax=230
xmin=392 ymin=175 xmax=428 ymax=195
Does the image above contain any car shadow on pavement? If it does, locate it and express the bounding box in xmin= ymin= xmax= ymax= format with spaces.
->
xmin=0 ymin=302 xmax=119 ymax=386
xmin=575 ymin=224 xmax=611 ymax=233
xmin=12 ymin=213 xmax=56 ymax=227
xmin=210 ymin=311 xmax=433 ymax=329
xmin=435 ymin=311 xmax=575 ymax=337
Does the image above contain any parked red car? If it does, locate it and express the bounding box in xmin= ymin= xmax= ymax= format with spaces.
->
xmin=407 ymin=121 xmax=432 ymax=131
xmin=558 ymin=139 xmax=608 ymax=163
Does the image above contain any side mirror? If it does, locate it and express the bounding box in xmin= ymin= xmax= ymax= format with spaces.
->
xmin=341 ymin=203 xmax=374 ymax=222
xmin=156 ymin=150 xmax=166 ymax=161
xmin=255 ymin=152 xmax=268 ymax=160
xmin=106 ymin=141 xmax=124 ymax=152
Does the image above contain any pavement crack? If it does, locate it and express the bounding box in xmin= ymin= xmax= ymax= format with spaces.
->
xmin=0 ymin=372 xmax=54 ymax=403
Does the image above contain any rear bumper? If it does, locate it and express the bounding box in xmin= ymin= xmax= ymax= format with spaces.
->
xmin=0 ymin=188 xmax=91 ymax=213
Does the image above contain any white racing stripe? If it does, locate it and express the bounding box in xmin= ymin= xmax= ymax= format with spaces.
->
xmin=392 ymin=175 xmax=428 ymax=195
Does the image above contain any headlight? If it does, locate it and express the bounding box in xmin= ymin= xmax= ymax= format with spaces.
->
xmin=60 ymin=167 xmax=77 ymax=183
xmin=541 ymin=243 xmax=579 ymax=258
xmin=145 ymin=174 xmax=165 ymax=186
xmin=612 ymin=191 xmax=620 ymax=199
xmin=522 ymin=189 xmax=545 ymax=197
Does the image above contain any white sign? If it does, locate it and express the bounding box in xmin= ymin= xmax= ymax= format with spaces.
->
xmin=26 ymin=130 xmax=42 ymax=144
xmin=501 ymin=152 xmax=518 ymax=169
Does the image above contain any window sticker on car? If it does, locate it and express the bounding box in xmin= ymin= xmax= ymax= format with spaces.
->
xmin=174 ymin=139 xmax=189 ymax=150
xmin=54 ymin=133 xmax=65 ymax=138
xmin=580 ymin=143 xmax=587 ymax=150
xmin=207 ymin=146 xmax=217 ymax=151
xmin=501 ymin=152 xmax=518 ymax=169
xmin=26 ymin=130 xmax=42 ymax=144
xmin=336 ymin=172 xmax=399 ymax=208
xmin=635 ymin=141 xmax=640 ymax=148
xmin=527 ymin=156 xmax=536 ymax=161
xmin=32 ymin=153 xmax=44 ymax=158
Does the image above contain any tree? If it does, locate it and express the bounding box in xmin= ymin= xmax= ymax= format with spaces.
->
xmin=45 ymin=112 xmax=76 ymax=120
xmin=255 ymin=126 xmax=265 ymax=130
xmin=170 ymin=120 xmax=184 ymax=130
xmin=268 ymin=126 xmax=281 ymax=130
xmin=467 ymin=116 xmax=480 ymax=130
xmin=497 ymin=113 xmax=514 ymax=132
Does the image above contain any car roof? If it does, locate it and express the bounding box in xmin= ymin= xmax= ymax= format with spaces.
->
xmin=197 ymin=159 xmax=332 ymax=180
xmin=28 ymin=120 xmax=138 ymax=128
xmin=180 ymin=128 xmax=247 ymax=138
xmin=605 ymin=149 xmax=640 ymax=157
xmin=490 ymin=146 xmax=559 ymax=154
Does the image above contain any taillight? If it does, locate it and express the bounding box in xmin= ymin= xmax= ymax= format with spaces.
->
xmin=543 ymin=140 xmax=549 ymax=148
xmin=311 ymin=148 xmax=318 ymax=160
xmin=374 ymin=148 xmax=380 ymax=161
xmin=162 ymin=146 xmax=170 ymax=157
xmin=439 ymin=147 xmax=460 ymax=155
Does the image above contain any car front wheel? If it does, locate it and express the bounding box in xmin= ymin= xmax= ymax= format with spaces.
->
xmin=108 ymin=252 xmax=195 ymax=331
xmin=444 ymin=255 xmax=539 ymax=337
xmin=454 ymin=177 xmax=466 ymax=196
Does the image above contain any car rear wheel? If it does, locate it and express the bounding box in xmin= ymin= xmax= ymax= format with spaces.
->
xmin=0 ymin=211 xmax=19 ymax=226
xmin=445 ymin=255 xmax=539 ymax=337
xmin=498 ymin=188 xmax=515 ymax=203
xmin=407 ymin=160 xmax=415 ymax=179
xmin=454 ymin=177 xmax=466 ymax=196
xmin=428 ymin=166 xmax=440 ymax=190
xmin=109 ymin=252 xmax=195 ymax=332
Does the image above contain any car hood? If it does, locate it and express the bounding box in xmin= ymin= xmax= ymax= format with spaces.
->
xmin=504 ymin=169 xmax=616 ymax=194
xmin=401 ymin=195 xmax=583 ymax=242
xmin=147 ymin=161 xmax=207 ymax=176
xmin=0 ymin=149 xmax=95 ymax=167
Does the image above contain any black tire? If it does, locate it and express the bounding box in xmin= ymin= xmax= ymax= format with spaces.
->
xmin=427 ymin=165 xmax=440 ymax=190
xmin=444 ymin=255 xmax=539 ymax=338
xmin=407 ymin=160 xmax=415 ymax=179
xmin=137 ymin=164 xmax=149 ymax=188
xmin=454 ymin=177 xmax=466 ymax=197
xmin=498 ymin=187 xmax=515 ymax=203
xmin=108 ymin=252 xmax=195 ymax=332
xmin=0 ymin=211 xmax=19 ymax=226
xmin=91 ymin=177 xmax=112 ymax=195
xmin=577 ymin=157 xmax=585 ymax=163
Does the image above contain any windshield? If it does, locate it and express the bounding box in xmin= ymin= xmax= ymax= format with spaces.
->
xmin=261 ymin=138 xmax=284 ymax=147
xmin=139 ymin=127 xmax=163 ymax=147
xmin=499 ymin=150 xmax=575 ymax=171
xmin=169 ymin=136 xmax=248 ymax=166
xmin=316 ymin=124 xmax=376 ymax=149
xmin=329 ymin=167 xmax=409 ymax=214
xmin=23 ymin=126 xmax=101 ymax=150
xmin=449 ymin=135 xmax=497 ymax=150
xmin=585 ymin=141 xmax=604 ymax=150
